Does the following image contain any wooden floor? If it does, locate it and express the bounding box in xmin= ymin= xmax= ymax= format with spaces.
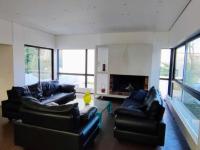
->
xmin=0 ymin=101 xmax=190 ymax=150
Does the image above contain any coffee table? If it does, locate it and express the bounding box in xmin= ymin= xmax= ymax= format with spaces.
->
xmin=67 ymin=98 xmax=112 ymax=128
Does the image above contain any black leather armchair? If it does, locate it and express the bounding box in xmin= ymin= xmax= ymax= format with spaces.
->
xmin=14 ymin=100 xmax=100 ymax=150
xmin=114 ymin=87 xmax=166 ymax=146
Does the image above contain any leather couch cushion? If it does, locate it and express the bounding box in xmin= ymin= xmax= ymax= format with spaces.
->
xmin=114 ymin=107 xmax=147 ymax=118
xmin=41 ymin=80 xmax=60 ymax=97
xmin=129 ymin=89 xmax=147 ymax=103
xmin=28 ymin=83 xmax=43 ymax=99
xmin=147 ymin=100 xmax=165 ymax=121
xmin=21 ymin=99 xmax=80 ymax=116
xmin=115 ymin=115 xmax=158 ymax=134
xmin=11 ymin=86 xmax=32 ymax=102
xmin=40 ymin=92 xmax=74 ymax=104
xmin=121 ymin=98 xmax=146 ymax=110
xmin=60 ymin=84 xmax=75 ymax=93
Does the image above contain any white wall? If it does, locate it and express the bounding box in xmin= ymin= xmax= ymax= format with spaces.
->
xmin=56 ymin=32 xmax=169 ymax=88
xmin=169 ymin=0 xmax=200 ymax=47
xmin=0 ymin=44 xmax=13 ymax=102
xmin=0 ymin=19 xmax=12 ymax=45
xmin=12 ymin=23 xmax=56 ymax=86
xmin=108 ymin=44 xmax=153 ymax=76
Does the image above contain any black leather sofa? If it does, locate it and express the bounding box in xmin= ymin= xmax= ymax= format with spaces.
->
xmin=2 ymin=80 xmax=76 ymax=120
xmin=14 ymin=99 xmax=100 ymax=150
xmin=114 ymin=86 xmax=166 ymax=146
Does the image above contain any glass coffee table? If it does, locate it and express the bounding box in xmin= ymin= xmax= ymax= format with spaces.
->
xmin=67 ymin=98 xmax=112 ymax=128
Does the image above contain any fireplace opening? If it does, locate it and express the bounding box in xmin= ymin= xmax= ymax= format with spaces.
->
xmin=109 ymin=74 xmax=148 ymax=96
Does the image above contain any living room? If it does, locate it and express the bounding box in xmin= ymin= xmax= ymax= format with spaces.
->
xmin=0 ymin=0 xmax=200 ymax=150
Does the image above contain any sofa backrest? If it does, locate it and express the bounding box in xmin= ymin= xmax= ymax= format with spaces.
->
xmin=145 ymin=88 xmax=165 ymax=121
xmin=20 ymin=99 xmax=81 ymax=132
xmin=8 ymin=86 xmax=32 ymax=102
xmin=8 ymin=80 xmax=61 ymax=102
xmin=41 ymin=80 xmax=60 ymax=97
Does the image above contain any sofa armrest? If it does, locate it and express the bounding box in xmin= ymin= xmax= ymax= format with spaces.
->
xmin=81 ymin=115 xmax=99 ymax=137
xmin=59 ymin=84 xmax=76 ymax=93
xmin=114 ymin=107 xmax=147 ymax=118
xmin=115 ymin=114 xmax=158 ymax=134
xmin=157 ymin=121 xmax=166 ymax=145
xmin=80 ymin=107 xmax=97 ymax=125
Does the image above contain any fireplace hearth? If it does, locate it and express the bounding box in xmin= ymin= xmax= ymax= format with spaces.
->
xmin=109 ymin=74 xmax=148 ymax=96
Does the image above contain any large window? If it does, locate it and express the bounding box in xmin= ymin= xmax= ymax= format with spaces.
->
xmin=159 ymin=49 xmax=171 ymax=97
xmin=174 ymin=46 xmax=185 ymax=81
xmin=58 ymin=49 xmax=94 ymax=89
xmin=170 ymin=35 xmax=200 ymax=141
xmin=25 ymin=45 xmax=53 ymax=85
xmin=185 ymin=38 xmax=200 ymax=91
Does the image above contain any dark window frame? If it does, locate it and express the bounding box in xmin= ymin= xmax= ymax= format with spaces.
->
xmin=25 ymin=44 xmax=54 ymax=83
xmin=170 ymin=32 xmax=200 ymax=101
xmin=57 ymin=49 xmax=95 ymax=88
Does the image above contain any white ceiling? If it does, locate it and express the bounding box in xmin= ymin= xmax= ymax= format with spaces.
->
xmin=0 ymin=0 xmax=190 ymax=35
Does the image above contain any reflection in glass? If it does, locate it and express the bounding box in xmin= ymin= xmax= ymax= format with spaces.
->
xmin=182 ymin=91 xmax=200 ymax=135
xmin=185 ymin=38 xmax=200 ymax=91
xmin=172 ymin=82 xmax=182 ymax=101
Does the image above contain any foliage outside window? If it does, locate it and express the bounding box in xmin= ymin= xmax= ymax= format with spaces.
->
xmin=25 ymin=46 xmax=53 ymax=85
xmin=185 ymin=38 xmax=200 ymax=91
xmin=171 ymin=37 xmax=200 ymax=139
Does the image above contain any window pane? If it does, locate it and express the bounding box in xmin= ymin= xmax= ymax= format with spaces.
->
xmin=59 ymin=74 xmax=85 ymax=88
xmin=25 ymin=46 xmax=39 ymax=85
xmin=172 ymin=82 xmax=182 ymax=101
xmin=87 ymin=76 xmax=94 ymax=89
xmin=175 ymin=46 xmax=185 ymax=81
xmin=185 ymin=38 xmax=200 ymax=91
xmin=40 ymin=49 xmax=52 ymax=81
xmin=59 ymin=49 xmax=85 ymax=74
xmin=160 ymin=49 xmax=171 ymax=78
xmin=87 ymin=49 xmax=95 ymax=74
xmin=159 ymin=79 xmax=168 ymax=98
xmin=182 ymin=91 xmax=200 ymax=134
